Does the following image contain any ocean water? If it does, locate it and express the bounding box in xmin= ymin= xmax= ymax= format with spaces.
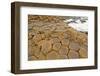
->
xmin=64 ymin=17 xmax=88 ymax=33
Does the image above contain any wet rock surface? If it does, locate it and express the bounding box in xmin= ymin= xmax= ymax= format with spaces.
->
xmin=28 ymin=15 xmax=88 ymax=60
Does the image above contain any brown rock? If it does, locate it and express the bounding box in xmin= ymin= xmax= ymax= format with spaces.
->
xmin=68 ymin=50 xmax=79 ymax=59
xmin=32 ymin=34 xmax=42 ymax=43
xmin=59 ymin=55 xmax=68 ymax=59
xmin=44 ymin=33 xmax=51 ymax=38
xmin=38 ymin=52 xmax=46 ymax=60
xmin=79 ymin=47 xmax=88 ymax=58
xmin=28 ymin=46 xmax=34 ymax=56
xmin=69 ymin=42 xmax=80 ymax=51
xmin=41 ymin=34 xmax=45 ymax=39
xmin=28 ymin=15 xmax=88 ymax=60
xmin=28 ymin=32 xmax=32 ymax=39
xmin=66 ymin=27 xmax=77 ymax=40
xmin=46 ymin=51 xmax=60 ymax=59
xmin=77 ymin=33 xmax=87 ymax=44
xmin=28 ymin=56 xmax=37 ymax=60
xmin=28 ymin=40 xmax=33 ymax=46
xmin=28 ymin=39 xmax=36 ymax=47
xmin=28 ymin=23 xmax=33 ymax=30
xmin=63 ymin=33 xmax=69 ymax=39
xmin=40 ymin=40 xmax=52 ymax=54
xmin=50 ymin=38 xmax=60 ymax=44
xmin=53 ymin=43 xmax=61 ymax=51
xmin=59 ymin=46 xmax=68 ymax=55
xmin=28 ymin=46 xmax=40 ymax=56
xmin=61 ymin=39 xmax=69 ymax=46
xmin=51 ymin=32 xmax=59 ymax=38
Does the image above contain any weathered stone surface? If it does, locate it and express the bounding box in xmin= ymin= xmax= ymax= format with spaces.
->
xmin=66 ymin=27 xmax=78 ymax=40
xmin=28 ymin=46 xmax=40 ymax=56
xmin=46 ymin=51 xmax=60 ymax=59
xmin=28 ymin=56 xmax=37 ymax=60
xmin=32 ymin=34 xmax=42 ymax=43
xmin=68 ymin=50 xmax=79 ymax=59
xmin=61 ymin=39 xmax=69 ymax=46
xmin=59 ymin=46 xmax=68 ymax=55
xmin=59 ymin=55 xmax=68 ymax=59
xmin=38 ymin=52 xmax=46 ymax=60
xmin=39 ymin=40 xmax=52 ymax=54
xmin=77 ymin=33 xmax=87 ymax=45
xmin=69 ymin=42 xmax=80 ymax=51
xmin=79 ymin=47 xmax=88 ymax=58
xmin=28 ymin=15 xmax=88 ymax=60
xmin=53 ymin=43 xmax=61 ymax=51
xmin=28 ymin=46 xmax=34 ymax=56
xmin=50 ymin=38 xmax=60 ymax=44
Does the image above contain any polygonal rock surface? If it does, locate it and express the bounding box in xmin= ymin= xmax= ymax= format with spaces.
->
xmin=46 ymin=51 xmax=60 ymax=59
xmin=38 ymin=52 xmax=46 ymax=60
xmin=69 ymin=42 xmax=80 ymax=51
xmin=28 ymin=56 xmax=38 ymax=60
xmin=61 ymin=39 xmax=69 ymax=46
xmin=28 ymin=15 xmax=88 ymax=60
xmin=59 ymin=46 xmax=68 ymax=55
xmin=28 ymin=46 xmax=40 ymax=56
xmin=79 ymin=47 xmax=88 ymax=58
xmin=68 ymin=50 xmax=79 ymax=59
xmin=40 ymin=40 xmax=52 ymax=54
xmin=53 ymin=43 xmax=61 ymax=51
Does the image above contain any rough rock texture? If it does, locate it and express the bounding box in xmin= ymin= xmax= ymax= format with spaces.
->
xmin=28 ymin=15 xmax=88 ymax=60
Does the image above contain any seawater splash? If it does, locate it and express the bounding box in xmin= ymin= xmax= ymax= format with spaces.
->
xmin=64 ymin=17 xmax=88 ymax=32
